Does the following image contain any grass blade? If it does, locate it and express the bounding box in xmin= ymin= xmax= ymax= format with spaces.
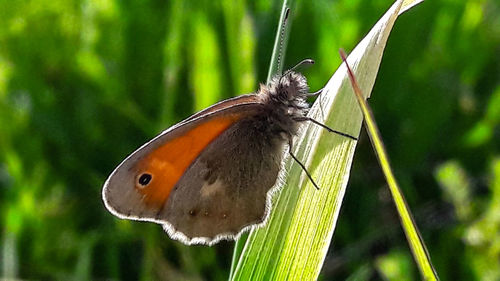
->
xmin=340 ymin=24 xmax=438 ymax=281
xmin=230 ymin=1 xmax=423 ymax=280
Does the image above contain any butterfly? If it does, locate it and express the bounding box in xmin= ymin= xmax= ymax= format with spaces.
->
xmin=102 ymin=58 xmax=356 ymax=245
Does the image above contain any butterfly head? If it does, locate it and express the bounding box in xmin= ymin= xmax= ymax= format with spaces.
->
xmin=253 ymin=71 xmax=310 ymax=137
xmin=258 ymin=71 xmax=309 ymax=106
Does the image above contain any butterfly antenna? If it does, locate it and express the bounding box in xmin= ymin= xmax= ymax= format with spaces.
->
xmin=275 ymin=8 xmax=315 ymax=85
xmin=291 ymin=59 xmax=315 ymax=72
xmin=276 ymin=8 xmax=290 ymax=75
xmin=279 ymin=58 xmax=316 ymax=86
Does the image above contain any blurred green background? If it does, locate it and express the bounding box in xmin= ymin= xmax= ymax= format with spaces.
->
xmin=0 ymin=0 xmax=499 ymax=280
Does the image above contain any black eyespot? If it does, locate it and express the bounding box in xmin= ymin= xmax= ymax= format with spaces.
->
xmin=138 ymin=173 xmax=152 ymax=186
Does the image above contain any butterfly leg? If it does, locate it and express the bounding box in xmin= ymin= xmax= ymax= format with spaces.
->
xmin=293 ymin=116 xmax=358 ymax=141
xmin=288 ymin=137 xmax=320 ymax=190
xmin=307 ymin=87 xmax=326 ymax=120
xmin=307 ymin=87 xmax=323 ymax=97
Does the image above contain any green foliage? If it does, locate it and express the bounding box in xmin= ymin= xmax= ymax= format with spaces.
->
xmin=435 ymin=159 xmax=500 ymax=280
xmin=0 ymin=0 xmax=498 ymax=280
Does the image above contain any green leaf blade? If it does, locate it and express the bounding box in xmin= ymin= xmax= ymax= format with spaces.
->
xmin=231 ymin=1 xmax=424 ymax=280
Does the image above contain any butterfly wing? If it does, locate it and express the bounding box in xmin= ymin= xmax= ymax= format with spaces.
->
xmin=102 ymin=95 xmax=264 ymax=232
xmin=181 ymin=94 xmax=258 ymax=124
xmin=158 ymin=115 xmax=288 ymax=245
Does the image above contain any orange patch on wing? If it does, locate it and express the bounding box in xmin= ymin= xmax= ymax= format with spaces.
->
xmin=135 ymin=113 xmax=242 ymax=207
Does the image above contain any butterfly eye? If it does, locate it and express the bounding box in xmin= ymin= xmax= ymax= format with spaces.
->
xmin=137 ymin=173 xmax=152 ymax=187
